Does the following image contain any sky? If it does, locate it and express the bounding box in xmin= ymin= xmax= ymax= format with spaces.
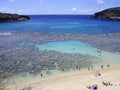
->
xmin=0 ymin=0 xmax=120 ymax=15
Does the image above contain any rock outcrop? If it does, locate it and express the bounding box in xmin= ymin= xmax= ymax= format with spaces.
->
xmin=92 ymin=7 xmax=120 ymax=20
xmin=0 ymin=13 xmax=30 ymax=22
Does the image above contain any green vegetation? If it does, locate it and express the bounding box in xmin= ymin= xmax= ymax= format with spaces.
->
xmin=0 ymin=73 xmax=32 ymax=90
xmin=0 ymin=74 xmax=9 ymax=90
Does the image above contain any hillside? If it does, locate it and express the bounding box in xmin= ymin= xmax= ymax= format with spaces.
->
xmin=0 ymin=13 xmax=30 ymax=22
xmin=92 ymin=7 xmax=120 ymax=20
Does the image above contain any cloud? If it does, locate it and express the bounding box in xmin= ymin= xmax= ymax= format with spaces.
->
xmin=0 ymin=7 xmax=13 ymax=13
xmin=78 ymin=9 xmax=94 ymax=13
xmin=18 ymin=9 xmax=23 ymax=13
xmin=71 ymin=8 xmax=93 ymax=14
xmin=72 ymin=8 xmax=77 ymax=12
xmin=97 ymin=0 xmax=105 ymax=4
xmin=17 ymin=7 xmax=37 ymax=14
xmin=72 ymin=8 xmax=77 ymax=11
xmin=0 ymin=7 xmax=22 ymax=14
xmin=0 ymin=6 xmax=37 ymax=14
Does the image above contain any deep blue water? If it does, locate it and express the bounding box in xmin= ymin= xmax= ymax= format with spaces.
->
xmin=0 ymin=15 xmax=120 ymax=34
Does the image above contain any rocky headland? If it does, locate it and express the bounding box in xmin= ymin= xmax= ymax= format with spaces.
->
xmin=92 ymin=7 xmax=120 ymax=20
xmin=0 ymin=13 xmax=30 ymax=22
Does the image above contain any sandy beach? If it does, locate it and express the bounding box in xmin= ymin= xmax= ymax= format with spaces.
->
xmin=6 ymin=65 xmax=120 ymax=90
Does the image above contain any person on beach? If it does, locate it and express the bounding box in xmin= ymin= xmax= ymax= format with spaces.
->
xmin=76 ymin=66 xmax=78 ymax=69
xmin=101 ymin=65 xmax=103 ymax=69
xmin=62 ymin=68 xmax=64 ymax=72
xmin=107 ymin=64 xmax=110 ymax=68
xmin=88 ymin=67 xmax=90 ymax=71
xmin=95 ymin=70 xmax=101 ymax=77
xmin=41 ymin=73 xmax=43 ymax=77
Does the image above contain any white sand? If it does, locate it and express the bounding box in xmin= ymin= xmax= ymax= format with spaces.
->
xmin=6 ymin=66 xmax=120 ymax=90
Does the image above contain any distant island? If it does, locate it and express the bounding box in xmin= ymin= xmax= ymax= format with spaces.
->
xmin=0 ymin=13 xmax=30 ymax=22
xmin=92 ymin=7 xmax=120 ymax=20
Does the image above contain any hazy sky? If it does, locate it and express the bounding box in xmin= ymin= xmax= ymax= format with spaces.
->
xmin=0 ymin=0 xmax=119 ymax=14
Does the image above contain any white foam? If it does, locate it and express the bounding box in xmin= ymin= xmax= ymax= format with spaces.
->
xmin=0 ymin=32 xmax=12 ymax=36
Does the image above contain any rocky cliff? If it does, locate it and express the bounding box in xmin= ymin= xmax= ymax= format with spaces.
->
xmin=0 ymin=13 xmax=30 ymax=22
xmin=92 ymin=7 xmax=120 ymax=20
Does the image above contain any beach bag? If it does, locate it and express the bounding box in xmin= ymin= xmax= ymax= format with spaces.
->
xmin=92 ymin=84 xmax=98 ymax=90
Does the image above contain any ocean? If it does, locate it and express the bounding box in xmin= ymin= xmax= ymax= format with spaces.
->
xmin=0 ymin=15 xmax=120 ymax=77
xmin=0 ymin=15 xmax=120 ymax=34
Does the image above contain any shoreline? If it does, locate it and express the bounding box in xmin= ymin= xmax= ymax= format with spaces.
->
xmin=6 ymin=65 xmax=120 ymax=90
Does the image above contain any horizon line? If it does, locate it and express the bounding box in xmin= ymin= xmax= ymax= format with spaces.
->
xmin=26 ymin=14 xmax=92 ymax=15
xmin=0 ymin=12 xmax=92 ymax=15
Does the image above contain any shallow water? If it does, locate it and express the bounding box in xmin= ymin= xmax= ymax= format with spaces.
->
xmin=36 ymin=40 xmax=120 ymax=65
xmin=36 ymin=40 xmax=97 ymax=55
xmin=4 ymin=39 xmax=120 ymax=88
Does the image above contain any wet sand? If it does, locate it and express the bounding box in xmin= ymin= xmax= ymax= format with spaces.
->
xmin=6 ymin=65 xmax=120 ymax=90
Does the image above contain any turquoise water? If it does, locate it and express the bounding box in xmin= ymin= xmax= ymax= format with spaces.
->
xmin=36 ymin=40 xmax=120 ymax=65
xmin=36 ymin=40 xmax=97 ymax=55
